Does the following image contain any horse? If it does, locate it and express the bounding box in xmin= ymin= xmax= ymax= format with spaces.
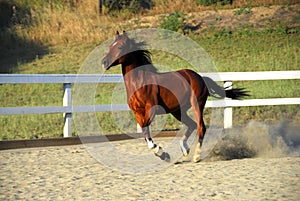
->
xmin=102 ymin=31 xmax=248 ymax=162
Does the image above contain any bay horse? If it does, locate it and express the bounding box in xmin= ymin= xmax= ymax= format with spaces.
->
xmin=102 ymin=31 xmax=248 ymax=162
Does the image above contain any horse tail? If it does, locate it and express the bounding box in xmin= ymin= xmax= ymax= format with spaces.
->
xmin=202 ymin=76 xmax=249 ymax=100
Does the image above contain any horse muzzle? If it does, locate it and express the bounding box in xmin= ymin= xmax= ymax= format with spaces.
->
xmin=102 ymin=59 xmax=111 ymax=70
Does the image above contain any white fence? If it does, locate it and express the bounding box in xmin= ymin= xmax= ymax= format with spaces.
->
xmin=1 ymin=71 xmax=300 ymax=138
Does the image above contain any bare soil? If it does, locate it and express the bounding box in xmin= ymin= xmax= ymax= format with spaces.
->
xmin=131 ymin=4 xmax=300 ymax=33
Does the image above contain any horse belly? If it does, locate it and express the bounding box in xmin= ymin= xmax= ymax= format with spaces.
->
xmin=158 ymin=86 xmax=190 ymax=113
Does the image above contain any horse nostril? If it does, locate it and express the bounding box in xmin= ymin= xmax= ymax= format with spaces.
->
xmin=102 ymin=60 xmax=108 ymax=68
xmin=102 ymin=60 xmax=112 ymax=70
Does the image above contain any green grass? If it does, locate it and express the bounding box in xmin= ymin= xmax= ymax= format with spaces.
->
xmin=1 ymin=32 xmax=299 ymax=140
xmin=1 ymin=1 xmax=299 ymax=139
xmin=197 ymin=33 xmax=299 ymax=72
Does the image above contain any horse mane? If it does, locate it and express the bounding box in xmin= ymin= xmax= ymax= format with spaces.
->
xmin=126 ymin=38 xmax=158 ymax=73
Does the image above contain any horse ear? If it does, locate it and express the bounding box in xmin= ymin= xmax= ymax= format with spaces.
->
xmin=115 ymin=31 xmax=119 ymax=40
xmin=122 ymin=31 xmax=127 ymax=39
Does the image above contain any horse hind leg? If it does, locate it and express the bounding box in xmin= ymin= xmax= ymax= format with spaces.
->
xmin=193 ymin=120 xmax=206 ymax=163
xmin=191 ymin=101 xmax=206 ymax=163
xmin=171 ymin=110 xmax=197 ymax=156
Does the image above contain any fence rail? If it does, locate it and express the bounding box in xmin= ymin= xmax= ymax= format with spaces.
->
xmin=1 ymin=71 xmax=300 ymax=137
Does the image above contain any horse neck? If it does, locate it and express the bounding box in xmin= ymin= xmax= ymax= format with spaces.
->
xmin=121 ymin=52 xmax=154 ymax=76
xmin=121 ymin=63 xmax=136 ymax=77
xmin=121 ymin=52 xmax=155 ymax=85
xmin=121 ymin=63 xmax=142 ymax=102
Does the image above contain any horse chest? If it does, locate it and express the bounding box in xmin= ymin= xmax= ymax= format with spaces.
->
xmin=125 ymin=77 xmax=159 ymax=113
xmin=127 ymin=91 xmax=148 ymax=113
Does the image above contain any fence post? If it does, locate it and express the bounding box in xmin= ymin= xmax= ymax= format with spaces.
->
xmin=224 ymin=81 xmax=233 ymax=129
xmin=63 ymin=83 xmax=72 ymax=137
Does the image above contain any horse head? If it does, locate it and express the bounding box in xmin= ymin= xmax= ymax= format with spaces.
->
xmin=102 ymin=31 xmax=152 ymax=71
xmin=102 ymin=31 xmax=131 ymax=70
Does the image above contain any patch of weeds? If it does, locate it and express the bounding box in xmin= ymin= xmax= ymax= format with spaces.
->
xmin=214 ymin=28 xmax=232 ymax=38
xmin=159 ymin=11 xmax=186 ymax=33
xmin=234 ymin=6 xmax=252 ymax=15
xmin=275 ymin=24 xmax=288 ymax=34
xmin=235 ymin=25 xmax=254 ymax=36
xmin=272 ymin=22 xmax=296 ymax=35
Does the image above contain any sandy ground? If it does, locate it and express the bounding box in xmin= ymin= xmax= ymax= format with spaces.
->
xmin=1 ymin=137 xmax=299 ymax=201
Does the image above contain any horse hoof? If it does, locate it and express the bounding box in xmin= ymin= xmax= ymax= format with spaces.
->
xmin=193 ymin=155 xmax=201 ymax=163
xmin=152 ymin=145 xmax=163 ymax=155
xmin=180 ymin=140 xmax=190 ymax=156
xmin=181 ymin=148 xmax=190 ymax=157
xmin=155 ymin=152 xmax=171 ymax=162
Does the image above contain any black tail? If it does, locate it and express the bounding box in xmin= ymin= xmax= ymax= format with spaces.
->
xmin=203 ymin=76 xmax=249 ymax=100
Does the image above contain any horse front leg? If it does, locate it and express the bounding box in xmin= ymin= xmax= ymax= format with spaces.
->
xmin=142 ymin=126 xmax=157 ymax=150
xmin=142 ymin=126 xmax=170 ymax=162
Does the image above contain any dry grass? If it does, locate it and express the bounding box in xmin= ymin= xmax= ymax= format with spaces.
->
xmin=7 ymin=0 xmax=298 ymax=46
xmin=19 ymin=0 xmax=114 ymax=45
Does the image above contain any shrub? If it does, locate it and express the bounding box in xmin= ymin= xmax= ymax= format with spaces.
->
xmin=103 ymin=0 xmax=152 ymax=14
xmin=234 ymin=6 xmax=253 ymax=15
xmin=159 ymin=11 xmax=186 ymax=33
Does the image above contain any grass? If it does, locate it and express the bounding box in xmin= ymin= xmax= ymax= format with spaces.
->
xmin=0 ymin=0 xmax=299 ymax=139
xmin=1 ymin=32 xmax=299 ymax=139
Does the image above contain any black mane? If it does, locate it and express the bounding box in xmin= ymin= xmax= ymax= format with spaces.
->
xmin=126 ymin=38 xmax=158 ymax=72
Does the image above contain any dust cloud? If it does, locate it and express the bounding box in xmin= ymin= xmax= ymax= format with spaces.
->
xmin=204 ymin=120 xmax=300 ymax=161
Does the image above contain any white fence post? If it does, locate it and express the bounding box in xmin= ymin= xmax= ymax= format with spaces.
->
xmin=224 ymin=81 xmax=233 ymax=129
xmin=63 ymin=83 xmax=72 ymax=137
